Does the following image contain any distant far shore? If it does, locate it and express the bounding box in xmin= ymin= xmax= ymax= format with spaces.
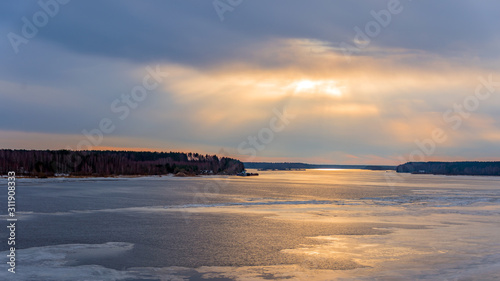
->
xmin=244 ymin=162 xmax=396 ymax=171
xmin=397 ymin=161 xmax=500 ymax=176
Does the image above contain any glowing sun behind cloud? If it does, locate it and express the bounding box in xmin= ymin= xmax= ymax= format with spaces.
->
xmin=291 ymin=79 xmax=343 ymax=97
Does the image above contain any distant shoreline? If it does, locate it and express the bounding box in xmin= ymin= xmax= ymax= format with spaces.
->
xmin=244 ymin=162 xmax=396 ymax=171
xmin=397 ymin=161 xmax=500 ymax=176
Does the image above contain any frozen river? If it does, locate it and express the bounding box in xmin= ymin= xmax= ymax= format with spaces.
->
xmin=1 ymin=169 xmax=500 ymax=280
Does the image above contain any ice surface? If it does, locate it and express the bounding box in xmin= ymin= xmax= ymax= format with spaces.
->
xmin=2 ymin=170 xmax=500 ymax=280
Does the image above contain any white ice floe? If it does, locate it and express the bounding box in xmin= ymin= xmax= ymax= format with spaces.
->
xmin=0 ymin=242 xmax=134 ymax=281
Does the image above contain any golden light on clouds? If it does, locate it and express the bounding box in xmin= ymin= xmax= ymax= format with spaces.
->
xmin=291 ymin=79 xmax=343 ymax=97
xmin=2 ymin=2 xmax=500 ymax=168
xmin=12 ymin=36 xmax=491 ymax=165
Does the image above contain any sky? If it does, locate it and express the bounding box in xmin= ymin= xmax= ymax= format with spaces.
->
xmin=1 ymin=0 xmax=500 ymax=165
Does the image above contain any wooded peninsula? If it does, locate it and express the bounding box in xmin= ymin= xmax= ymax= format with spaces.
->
xmin=0 ymin=149 xmax=244 ymax=177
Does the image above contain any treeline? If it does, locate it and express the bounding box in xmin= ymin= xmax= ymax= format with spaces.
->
xmin=396 ymin=161 xmax=500 ymax=176
xmin=0 ymin=149 xmax=244 ymax=177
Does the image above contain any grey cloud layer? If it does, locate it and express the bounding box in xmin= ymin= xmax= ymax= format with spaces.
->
xmin=3 ymin=1 xmax=500 ymax=65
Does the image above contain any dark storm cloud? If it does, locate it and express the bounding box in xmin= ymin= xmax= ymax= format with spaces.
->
xmin=3 ymin=0 xmax=500 ymax=66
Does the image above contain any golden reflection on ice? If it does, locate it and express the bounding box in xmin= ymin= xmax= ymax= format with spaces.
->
xmin=166 ymin=169 xmax=500 ymax=280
